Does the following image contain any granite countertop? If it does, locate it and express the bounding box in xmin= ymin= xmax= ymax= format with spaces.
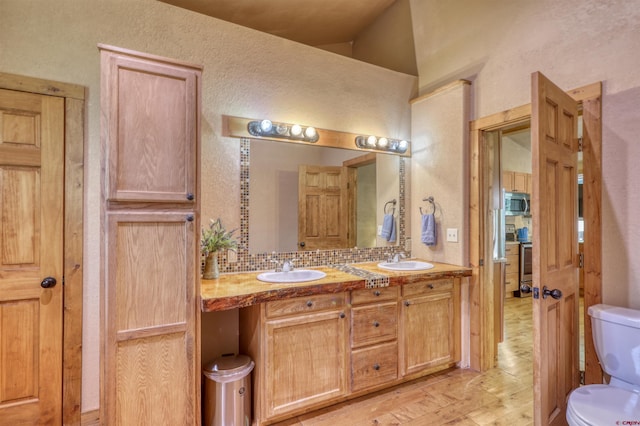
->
xmin=200 ymin=260 xmax=472 ymax=312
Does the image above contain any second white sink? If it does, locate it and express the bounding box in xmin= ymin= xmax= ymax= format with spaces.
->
xmin=377 ymin=261 xmax=435 ymax=271
xmin=257 ymin=270 xmax=327 ymax=283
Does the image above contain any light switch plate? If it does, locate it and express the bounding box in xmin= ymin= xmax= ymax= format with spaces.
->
xmin=377 ymin=225 xmax=383 ymax=236
xmin=446 ymin=228 xmax=459 ymax=243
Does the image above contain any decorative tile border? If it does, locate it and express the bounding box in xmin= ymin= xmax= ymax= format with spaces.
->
xmin=330 ymin=264 xmax=390 ymax=288
xmin=216 ymin=138 xmax=408 ymax=273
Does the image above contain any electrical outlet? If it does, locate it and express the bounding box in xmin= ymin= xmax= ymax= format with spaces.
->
xmin=446 ymin=228 xmax=459 ymax=243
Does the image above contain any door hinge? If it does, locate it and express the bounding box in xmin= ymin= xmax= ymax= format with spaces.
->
xmin=579 ymin=252 xmax=584 ymax=268
xmin=62 ymin=275 xmax=65 ymax=286
xmin=580 ymin=370 xmax=585 ymax=385
xmin=578 ymin=137 xmax=584 ymax=152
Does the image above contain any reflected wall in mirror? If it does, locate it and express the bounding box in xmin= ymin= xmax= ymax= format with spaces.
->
xmin=250 ymin=139 xmax=400 ymax=253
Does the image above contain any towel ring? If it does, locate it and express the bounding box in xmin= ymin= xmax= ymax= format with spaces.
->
xmin=384 ymin=199 xmax=397 ymax=215
xmin=420 ymin=196 xmax=436 ymax=215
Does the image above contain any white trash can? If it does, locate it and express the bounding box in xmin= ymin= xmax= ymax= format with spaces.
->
xmin=203 ymin=354 xmax=254 ymax=426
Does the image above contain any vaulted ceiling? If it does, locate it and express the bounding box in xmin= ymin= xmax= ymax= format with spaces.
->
xmin=159 ymin=0 xmax=417 ymax=75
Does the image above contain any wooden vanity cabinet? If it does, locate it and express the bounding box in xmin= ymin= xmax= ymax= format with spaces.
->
xmin=350 ymin=287 xmax=398 ymax=392
xmin=240 ymin=293 xmax=349 ymax=424
xmin=400 ymin=279 xmax=460 ymax=376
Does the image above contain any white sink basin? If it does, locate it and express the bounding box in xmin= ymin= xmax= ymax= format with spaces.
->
xmin=257 ymin=270 xmax=327 ymax=283
xmin=377 ymin=261 xmax=435 ymax=271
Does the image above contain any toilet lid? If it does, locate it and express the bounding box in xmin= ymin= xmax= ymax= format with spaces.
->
xmin=569 ymin=385 xmax=640 ymax=424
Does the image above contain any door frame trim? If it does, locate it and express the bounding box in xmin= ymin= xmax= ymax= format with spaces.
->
xmin=0 ymin=71 xmax=85 ymax=424
xmin=468 ymin=81 xmax=602 ymax=385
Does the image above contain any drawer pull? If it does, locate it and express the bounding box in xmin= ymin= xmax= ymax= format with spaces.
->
xmin=306 ymin=301 xmax=313 ymax=307
xmin=373 ymin=321 xmax=380 ymax=328
xmin=373 ymin=363 xmax=380 ymax=371
xmin=373 ymin=290 xmax=381 ymax=296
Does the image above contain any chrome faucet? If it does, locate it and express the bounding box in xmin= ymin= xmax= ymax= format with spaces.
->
xmin=282 ymin=259 xmax=296 ymax=272
xmin=390 ymin=252 xmax=406 ymax=263
xmin=271 ymin=259 xmax=296 ymax=272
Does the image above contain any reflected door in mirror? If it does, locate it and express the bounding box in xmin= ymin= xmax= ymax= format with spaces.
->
xmin=298 ymin=165 xmax=351 ymax=250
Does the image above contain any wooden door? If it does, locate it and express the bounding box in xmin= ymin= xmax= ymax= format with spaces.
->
xmin=0 ymin=89 xmax=64 ymax=424
xmin=298 ymin=165 xmax=349 ymax=250
xmin=531 ymin=72 xmax=580 ymax=426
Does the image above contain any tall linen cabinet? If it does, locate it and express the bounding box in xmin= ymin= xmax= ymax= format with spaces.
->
xmin=99 ymin=45 xmax=202 ymax=425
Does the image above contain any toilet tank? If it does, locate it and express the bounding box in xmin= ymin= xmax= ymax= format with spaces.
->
xmin=588 ymin=304 xmax=640 ymax=389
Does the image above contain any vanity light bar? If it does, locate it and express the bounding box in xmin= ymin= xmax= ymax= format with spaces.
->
xmin=247 ymin=119 xmax=319 ymax=143
xmin=355 ymin=135 xmax=410 ymax=154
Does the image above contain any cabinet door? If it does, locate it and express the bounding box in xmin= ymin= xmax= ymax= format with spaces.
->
xmin=401 ymin=289 xmax=459 ymax=376
xmin=502 ymin=171 xmax=515 ymax=191
xmin=513 ymin=172 xmax=527 ymax=192
xmin=264 ymin=309 xmax=348 ymax=418
xmin=102 ymin=50 xmax=199 ymax=203
xmin=104 ymin=212 xmax=198 ymax=425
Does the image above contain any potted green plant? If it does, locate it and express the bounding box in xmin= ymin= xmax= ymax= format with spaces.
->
xmin=201 ymin=218 xmax=238 ymax=279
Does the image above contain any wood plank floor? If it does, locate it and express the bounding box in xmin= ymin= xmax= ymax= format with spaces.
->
xmin=273 ymin=297 xmax=538 ymax=426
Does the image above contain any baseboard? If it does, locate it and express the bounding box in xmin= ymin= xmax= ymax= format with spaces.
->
xmin=81 ymin=410 xmax=100 ymax=426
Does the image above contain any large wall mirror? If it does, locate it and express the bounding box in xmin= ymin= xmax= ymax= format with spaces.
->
xmin=250 ymin=139 xmax=401 ymax=253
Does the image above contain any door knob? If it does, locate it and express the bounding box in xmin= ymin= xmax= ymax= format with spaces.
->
xmin=543 ymin=286 xmax=562 ymax=300
xmin=520 ymin=284 xmax=532 ymax=294
xmin=41 ymin=277 xmax=57 ymax=288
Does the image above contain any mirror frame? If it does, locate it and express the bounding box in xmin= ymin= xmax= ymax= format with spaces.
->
xmin=218 ymin=138 xmax=408 ymax=273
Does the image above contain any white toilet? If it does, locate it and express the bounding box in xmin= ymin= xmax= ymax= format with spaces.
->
xmin=567 ymin=304 xmax=640 ymax=425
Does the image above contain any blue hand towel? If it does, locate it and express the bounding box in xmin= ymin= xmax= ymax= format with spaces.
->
xmin=381 ymin=213 xmax=396 ymax=242
xmin=421 ymin=213 xmax=436 ymax=246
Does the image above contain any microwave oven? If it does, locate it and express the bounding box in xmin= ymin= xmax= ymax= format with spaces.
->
xmin=504 ymin=191 xmax=530 ymax=216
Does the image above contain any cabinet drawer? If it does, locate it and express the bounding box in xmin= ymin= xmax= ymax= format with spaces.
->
xmin=351 ymin=302 xmax=398 ymax=348
xmin=351 ymin=286 xmax=398 ymax=305
xmin=505 ymin=244 xmax=519 ymax=255
xmin=402 ymin=279 xmax=453 ymax=297
xmin=505 ymin=254 xmax=519 ymax=274
xmin=505 ymin=272 xmax=519 ymax=292
xmin=351 ymin=341 xmax=398 ymax=392
xmin=265 ymin=293 xmax=346 ymax=318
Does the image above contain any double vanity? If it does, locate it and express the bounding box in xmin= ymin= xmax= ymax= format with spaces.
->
xmin=201 ymin=260 xmax=471 ymax=425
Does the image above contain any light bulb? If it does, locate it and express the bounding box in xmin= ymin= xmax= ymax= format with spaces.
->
xmin=304 ymin=127 xmax=317 ymax=138
xmin=259 ymin=120 xmax=273 ymax=132
xmin=275 ymin=124 xmax=288 ymax=135
xmin=378 ymin=137 xmax=388 ymax=147
xmin=367 ymin=135 xmax=377 ymax=146
xmin=290 ymin=124 xmax=302 ymax=136
xmin=398 ymin=140 xmax=408 ymax=152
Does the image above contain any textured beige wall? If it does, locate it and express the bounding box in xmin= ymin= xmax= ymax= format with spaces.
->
xmin=411 ymin=0 xmax=640 ymax=308
xmin=410 ymin=82 xmax=471 ymax=365
xmin=0 ymin=0 xmax=416 ymax=411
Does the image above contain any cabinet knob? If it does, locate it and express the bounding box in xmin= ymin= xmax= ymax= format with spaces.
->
xmin=186 ymin=214 xmax=194 ymax=222
xmin=186 ymin=193 xmax=194 ymax=201
xmin=404 ymin=301 xmax=411 ymax=307
xmin=373 ymin=321 xmax=380 ymax=328
xmin=373 ymin=290 xmax=381 ymax=296
xmin=306 ymin=301 xmax=313 ymax=307
xmin=373 ymin=363 xmax=380 ymax=371
xmin=428 ymin=284 xmax=434 ymax=289
xmin=339 ymin=312 xmax=346 ymax=319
